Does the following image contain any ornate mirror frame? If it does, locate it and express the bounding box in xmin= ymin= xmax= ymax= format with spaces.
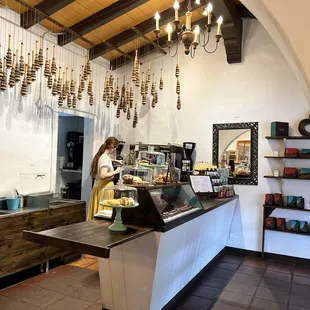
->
xmin=212 ymin=122 xmax=259 ymax=185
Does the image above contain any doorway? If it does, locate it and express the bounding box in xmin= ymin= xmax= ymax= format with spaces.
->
xmin=56 ymin=112 xmax=94 ymax=202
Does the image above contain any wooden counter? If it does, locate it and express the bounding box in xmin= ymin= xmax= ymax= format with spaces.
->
xmin=0 ymin=201 xmax=85 ymax=278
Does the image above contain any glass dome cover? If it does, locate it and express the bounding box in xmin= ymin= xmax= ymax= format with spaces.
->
xmin=120 ymin=165 xmax=153 ymax=185
xmin=153 ymin=167 xmax=180 ymax=183
xmin=101 ymin=182 xmax=138 ymax=207
xmin=138 ymin=150 xmax=166 ymax=168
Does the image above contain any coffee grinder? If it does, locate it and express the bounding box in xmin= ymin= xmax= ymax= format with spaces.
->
xmin=65 ymin=132 xmax=84 ymax=170
xmin=182 ymin=142 xmax=196 ymax=176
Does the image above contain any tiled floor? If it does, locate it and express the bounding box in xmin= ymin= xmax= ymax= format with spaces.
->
xmin=175 ymin=254 xmax=310 ymax=310
xmin=0 ymin=254 xmax=101 ymax=310
xmin=1 ymin=253 xmax=310 ymax=310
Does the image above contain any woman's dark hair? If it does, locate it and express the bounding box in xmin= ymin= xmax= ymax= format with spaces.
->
xmin=90 ymin=137 xmax=119 ymax=178
xmin=229 ymin=160 xmax=235 ymax=173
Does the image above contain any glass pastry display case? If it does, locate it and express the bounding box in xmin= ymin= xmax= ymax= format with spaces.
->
xmin=120 ymin=165 xmax=153 ymax=186
xmin=120 ymin=184 xmax=203 ymax=230
xmin=153 ymin=167 xmax=181 ymax=184
xmin=235 ymin=162 xmax=250 ymax=177
xmin=101 ymin=184 xmax=138 ymax=207
xmin=137 ymin=151 xmax=166 ymax=168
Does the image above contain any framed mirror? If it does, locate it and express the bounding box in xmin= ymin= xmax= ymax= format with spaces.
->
xmin=213 ymin=122 xmax=258 ymax=185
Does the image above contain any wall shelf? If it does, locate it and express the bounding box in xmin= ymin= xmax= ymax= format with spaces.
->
xmin=264 ymin=156 xmax=310 ymax=159
xmin=264 ymin=227 xmax=310 ymax=237
xmin=263 ymin=205 xmax=310 ymax=212
xmin=264 ymin=176 xmax=310 ymax=180
xmin=265 ymin=136 xmax=310 ymax=140
xmin=59 ymin=169 xmax=82 ymax=174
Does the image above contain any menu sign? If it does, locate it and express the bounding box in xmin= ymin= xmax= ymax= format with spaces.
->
xmin=189 ymin=175 xmax=213 ymax=193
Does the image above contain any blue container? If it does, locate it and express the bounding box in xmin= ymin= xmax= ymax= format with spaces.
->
xmin=6 ymin=198 xmax=20 ymax=210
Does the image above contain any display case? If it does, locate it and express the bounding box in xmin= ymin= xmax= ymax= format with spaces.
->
xmin=120 ymin=165 xmax=153 ymax=186
xmin=138 ymin=151 xmax=166 ymax=168
xmin=153 ymin=167 xmax=181 ymax=184
xmin=120 ymin=184 xmax=203 ymax=231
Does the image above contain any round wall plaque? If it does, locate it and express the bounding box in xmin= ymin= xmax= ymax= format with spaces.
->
xmin=298 ymin=115 xmax=310 ymax=137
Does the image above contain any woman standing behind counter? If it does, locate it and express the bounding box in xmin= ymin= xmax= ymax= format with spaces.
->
xmin=88 ymin=137 xmax=120 ymax=220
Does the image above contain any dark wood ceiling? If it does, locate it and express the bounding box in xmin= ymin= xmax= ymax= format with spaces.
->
xmin=3 ymin=0 xmax=255 ymax=68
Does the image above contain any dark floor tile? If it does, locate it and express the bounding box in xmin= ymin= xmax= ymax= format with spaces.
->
xmin=0 ymin=295 xmax=42 ymax=309
xmin=267 ymin=262 xmax=293 ymax=274
xmin=179 ymin=295 xmax=213 ymax=310
xmin=237 ymin=266 xmax=265 ymax=276
xmin=192 ymin=285 xmax=221 ymax=300
xmin=264 ymin=270 xmax=292 ymax=282
xmin=294 ymin=266 xmax=310 ymax=278
xmin=215 ymin=262 xmax=239 ymax=271
xmin=293 ymin=275 xmax=310 ymax=286
xmin=242 ymin=257 xmax=267 ymax=269
xmin=232 ymin=271 xmax=262 ymax=286
xmin=212 ymin=301 xmax=247 ymax=310
xmin=255 ymin=287 xmax=289 ymax=304
xmin=218 ymin=290 xmax=252 ymax=308
xmin=250 ymin=297 xmax=286 ymax=310
xmin=290 ymin=294 xmax=310 ymax=309
xmin=289 ymin=305 xmax=310 ymax=310
xmin=291 ymin=283 xmax=310 ymax=296
xmin=220 ymin=254 xmax=244 ymax=265
xmin=208 ymin=268 xmax=235 ymax=280
xmin=260 ymin=278 xmax=290 ymax=293
xmin=225 ymin=281 xmax=257 ymax=296
xmin=201 ymin=276 xmax=230 ymax=289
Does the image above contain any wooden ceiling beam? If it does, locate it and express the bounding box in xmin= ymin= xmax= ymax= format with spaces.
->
xmin=20 ymin=0 xmax=75 ymax=29
xmin=89 ymin=1 xmax=205 ymax=61
xmin=58 ymin=0 xmax=149 ymax=46
xmin=110 ymin=19 xmax=207 ymax=70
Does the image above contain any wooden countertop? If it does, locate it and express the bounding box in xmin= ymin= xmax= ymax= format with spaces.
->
xmin=23 ymin=220 xmax=154 ymax=259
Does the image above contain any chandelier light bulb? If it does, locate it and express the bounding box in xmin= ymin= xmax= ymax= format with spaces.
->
xmin=167 ymin=23 xmax=173 ymax=41
xmin=174 ymin=1 xmax=179 ymax=20
xmin=155 ymin=11 xmax=160 ymax=30
xmin=194 ymin=25 xmax=200 ymax=43
xmin=206 ymin=3 xmax=213 ymax=24
xmin=217 ymin=16 xmax=223 ymax=35
xmin=195 ymin=0 xmax=200 ymax=4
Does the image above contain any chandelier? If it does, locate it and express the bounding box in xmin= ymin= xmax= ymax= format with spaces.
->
xmin=153 ymin=0 xmax=223 ymax=58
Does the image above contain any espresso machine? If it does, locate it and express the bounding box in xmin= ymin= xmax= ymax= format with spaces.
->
xmin=65 ymin=132 xmax=84 ymax=170
xmin=182 ymin=142 xmax=196 ymax=177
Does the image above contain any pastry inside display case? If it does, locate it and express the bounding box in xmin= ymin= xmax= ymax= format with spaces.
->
xmin=235 ymin=162 xmax=250 ymax=177
xmin=148 ymin=184 xmax=202 ymax=223
xmin=120 ymin=165 xmax=153 ymax=186
xmin=100 ymin=184 xmax=138 ymax=207
xmin=153 ymin=167 xmax=181 ymax=184
xmin=138 ymin=151 xmax=166 ymax=168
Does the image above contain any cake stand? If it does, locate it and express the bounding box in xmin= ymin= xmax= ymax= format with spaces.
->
xmin=99 ymin=201 xmax=139 ymax=231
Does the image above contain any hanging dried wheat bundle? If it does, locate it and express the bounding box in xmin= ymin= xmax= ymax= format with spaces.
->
xmin=51 ymin=46 xmax=57 ymax=75
xmin=129 ymin=81 xmax=134 ymax=109
xmin=47 ymin=65 xmax=53 ymax=89
xmin=20 ymin=64 xmax=28 ymax=96
xmin=62 ymin=72 xmax=67 ymax=99
xmin=83 ymin=61 xmax=88 ymax=81
xmin=70 ymin=70 xmax=75 ymax=95
xmin=177 ymin=94 xmax=181 ymax=110
xmin=142 ymin=94 xmax=147 ymax=105
xmin=114 ymin=78 xmax=120 ymax=106
xmin=67 ymin=95 xmax=72 ymax=108
xmin=0 ymin=58 xmax=7 ymax=92
xmin=80 ymin=68 xmax=85 ymax=92
xmin=44 ymin=49 xmax=50 ymax=78
xmin=126 ymin=104 xmax=131 ymax=120
xmin=176 ymin=77 xmax=180 ymax=95
xmin=0 ymin=46 xmax=3 ymax=79
xmin=65 ymin=68 xmax=70 ymax=96
xmin=133 ymin=104 xmax=138 ymax=128
xmin=154 ymin=88 xmax=158 ymax=104
xmin=120 ymin=77 xmax=126 ymax=109
xmin=147 ymin=59 xmax=151 ymax=83
xmin=34 ymin=41 xmax=40 ymax=70
xmin=78 ymin=91 xmax=82 ymax=101
xmin=151 ymin=74 xmax=155 ymax=96
xmin=131 ymin=60 xmax=136 ymax=83
xmin=175 ymin=54 xmax=180 ymax=78
xmin=89 ymin=94 xmax=94 ymax=106
xmin=140 ymin=72 xmax=145 ymax=95
xmin=26 ymin=53 xmax=32 ymax=85
xmin=87 ymin=73 xmax=93 ymax=96
xmin=38 ymin=37 xmax=44 ymax=67
xmin=57 ymin=67 xmax=62 ymax=94
xmin=30 ymin=51 xmax=36 ymax=82
xmin=116 ymin=103 xmax=121 ymax=118
xmin=109 ymin=72 xmax=114 ymax=88
xmin=8 ymin=54 xmax=16 ymax=88
xmin=109 ymin=85 xmax=114 ymax=103
xmin=15 ymin=49 xmax=20 ymax=82
xmin=19 ymin=43 xmax=25 ymax=76
xmin=52 ymin=69 xmax=58 ymax=96
xmin=86 ymin=55 xmax=91 ymax=75
xmin=135 ymin=62 xmax=140 ymax=87
xmin=124 ymin=82 xmax=129 ymax=113
xmin=58 ymin=94 xmax=63 ymax=107
xmin=78 ymin=74 xmax=82 ymax=100
xmin=160 ymin=69 xmax=163 ymax=90
xmin=6 ymin=35 xmax=12 ymax=68
xmin=72 ymin=91 xmax=77 ymax=108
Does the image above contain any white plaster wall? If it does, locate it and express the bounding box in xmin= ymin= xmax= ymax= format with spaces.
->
xmin=0 ymin=6 xmax=120 ymax=198
xmin=118 ymin=19 xmax=310 ymax=257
